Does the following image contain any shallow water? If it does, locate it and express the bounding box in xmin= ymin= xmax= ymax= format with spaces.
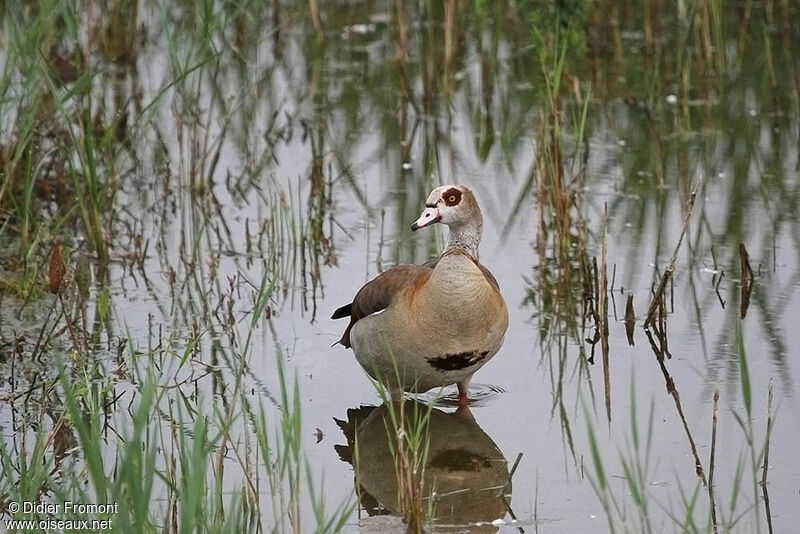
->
xmin=1 ymin=1 xmax=800 ymax=532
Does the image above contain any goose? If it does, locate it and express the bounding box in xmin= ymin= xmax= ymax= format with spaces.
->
xmin=332 ymin=185 xmax=508 ymax=405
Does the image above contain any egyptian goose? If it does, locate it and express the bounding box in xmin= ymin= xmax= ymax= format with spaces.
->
xmin=332 ymin=185 xmax=508 ymax=404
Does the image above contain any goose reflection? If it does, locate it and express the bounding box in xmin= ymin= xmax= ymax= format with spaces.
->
xmin=335 ymin=401 xmax=512 ymax=531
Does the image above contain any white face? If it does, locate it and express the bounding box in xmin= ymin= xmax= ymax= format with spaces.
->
xmin=411 ymin=185 xmax=467 ymax=231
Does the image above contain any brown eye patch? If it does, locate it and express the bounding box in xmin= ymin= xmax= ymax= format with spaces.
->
xmin=442 ymin=187 xmax=462 ymax=206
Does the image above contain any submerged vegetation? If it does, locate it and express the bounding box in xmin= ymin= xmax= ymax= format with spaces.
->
xmin=0 ymin=0 xmax=798 ymax=532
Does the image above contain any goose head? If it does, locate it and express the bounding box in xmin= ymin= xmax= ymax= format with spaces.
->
xmin=411 ymin=185 xmax=483 ymax=257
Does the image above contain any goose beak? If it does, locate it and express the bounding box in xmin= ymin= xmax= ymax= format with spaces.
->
xmin=411 ymin=207 xmax=440 ymax=231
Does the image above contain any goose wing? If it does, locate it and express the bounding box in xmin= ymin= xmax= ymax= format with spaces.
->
xmin=332 ymin=264 xmax=433 ymax=348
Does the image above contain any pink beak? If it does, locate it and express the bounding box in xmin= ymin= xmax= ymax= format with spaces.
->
xmin=411 ymin=207 xmax=440 ymax=231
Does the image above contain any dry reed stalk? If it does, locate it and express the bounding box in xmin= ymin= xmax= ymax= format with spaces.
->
xmin=600 ymin=204 xmax=611 ymax=422
xmin=644 ymin=325 xmax=708 ymax=486
xmin=761 ymin=380 xmax=774 ymax=534
xmin=708 ymin=391 xmax=720 ymax=534
xmin=739 ymin=242 xmax=754 ymax=318
xmin=624 ymin=295 xmax=635 ymax=345
xmin=644 ymin=176 xmax=703 ymax=327
xmin=444 ymin=0 xmax=457 ymax=82
xmin=308 ymin=0 xmax=322 ymax=34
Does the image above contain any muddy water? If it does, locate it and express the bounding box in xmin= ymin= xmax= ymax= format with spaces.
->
xmin=2 ymin=1 xmax=800 ymax=532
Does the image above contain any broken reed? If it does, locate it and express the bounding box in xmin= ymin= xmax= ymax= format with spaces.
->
xmin=579 ymin=205 xmax=612 ymax=420
xmin=644 ymin=176 xmax=703 ymax=329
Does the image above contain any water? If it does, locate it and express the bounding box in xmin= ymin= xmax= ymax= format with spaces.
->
xmin=1 ymin=1 xmax=799 ymax=532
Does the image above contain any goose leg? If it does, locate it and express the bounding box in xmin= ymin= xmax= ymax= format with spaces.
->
xmin=457 ymin=379 xmax=471 ymax=407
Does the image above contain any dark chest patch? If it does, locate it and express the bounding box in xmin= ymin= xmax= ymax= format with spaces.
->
xmin=427 ymin=350 xmax=490 ymax=371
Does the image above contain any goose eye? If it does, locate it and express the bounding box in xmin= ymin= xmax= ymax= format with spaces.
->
xmin=442 ymin=188 xmax=462 ymax=206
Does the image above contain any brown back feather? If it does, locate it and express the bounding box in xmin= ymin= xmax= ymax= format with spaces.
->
xmin=333 ymin=264 xmax=433 ymax=348
xmin=475 ymin=260 xmax=501 ymax=293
